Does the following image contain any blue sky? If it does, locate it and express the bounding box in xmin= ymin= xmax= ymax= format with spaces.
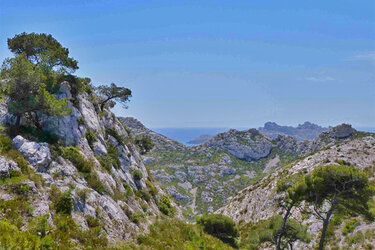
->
xmin=1 ymin=0 xmax=374 ymax=128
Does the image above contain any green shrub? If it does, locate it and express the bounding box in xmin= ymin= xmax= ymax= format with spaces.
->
xmin=85 ymin=216 xmax=100 ymax=228
xmin=135 ymin=219 xmax=233 ymax=249
xmin=6 ymin=149 xmax=29 ymax=173
xmin=56 ymin=191 xmax=73 ymax=215
xmin=158 ymin=195 xmax=175 ymax=217
xmin=85 ymin=172 xmax=106 ymax=194
xmin=96 ymin=154 xmax=113 ymax=172
xmin=122 ymin=181 xmax=133 ymax=197
xmin=105 ymin=128 xmax=125 ymax=145
xmin=12 ymin=183 xmax=30 ymax=197
xmin=107 ymin=144 xmax=121 ymax=168
xmin=28 ymin=215 xmax=50 ymax=238
xmin=132 ymin=169 xmax=143 ymax=181
xmin=135 ymin=135 xmax=154 ymax=155
xmin=85 ymin=130 xmax=97 ymax=149
xmin=0 ymin=220 xmax=41 ymax=249
xmin=137 ymin=189 xmax=151 ymax=202
xmin=146 ymin=179 xmax=158 ymax=197
xmin=0 ymin=134 xmax=12 ymax=152
xmin=0 ymin=197 xmax=33 ymax=228
xmin=61 ymin=146 xmax=92 ymax=173
xmin=197 ymin=214 xmax=239 ymax=247
xmin=345 ymin=230 xmax=364 ymax=245
xmin=342 ymin=218 xmax=361 ymax=235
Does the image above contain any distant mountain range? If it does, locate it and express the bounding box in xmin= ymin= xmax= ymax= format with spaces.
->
xmin=259 ymin=121 xmax=329 ymax=141
xmin=187 ymin=121 xmax=329 ymax=145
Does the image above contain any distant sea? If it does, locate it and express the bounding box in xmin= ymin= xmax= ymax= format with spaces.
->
xmin=152 ymin=126 xmax=375 ymax=145
xmin=152 ymin=127 xmax=233 ymax=145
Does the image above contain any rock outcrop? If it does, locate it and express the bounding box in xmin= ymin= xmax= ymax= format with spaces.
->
xmin=217 ymin=134 xmax=375 ymax=249
xmin=259 ymin=121 xmax=328 ymax=141
xmin=0 ymin=82 xmax=180 ymax=243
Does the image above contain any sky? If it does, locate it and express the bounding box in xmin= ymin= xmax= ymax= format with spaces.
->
xmin=1 ymin=0 xmax=375 ymax=128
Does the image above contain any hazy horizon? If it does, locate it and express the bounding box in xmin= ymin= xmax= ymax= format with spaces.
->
xmin=2 ymin=0 xmax=374 ymax=128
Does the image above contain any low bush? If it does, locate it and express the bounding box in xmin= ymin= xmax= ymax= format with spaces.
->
xmin=0 ymin=134 xmax=12 ymax=152
xmin=132 ymin=169 xmax=143 ymax=181
xmin=197 ymin=214 xmax=239 ymax=247
xmin=85 ymin=172 xmax=106 ymax=194
xmin=56 ymin=191 xmax=73 ymax=215
xmin=157 ymin=195 xmax=175 ymax=217
xmin=105 ymin=128 xmax=125 ymax=145
xmin=61 ymin=146 xmax=92 ymax=173
xmin=85 ymin=130 xmax=97 ymax=149
xmin=342 ymin=218 xmax=361 ymax=235
xmin=85 ymin=216 xmax=100 ymax=228
xmin=137 ymin=189 xmax=151 ymax=202
xmin=135 ymin=135 xmax=154 ymax=155
xmin=135 ymin=219 xmax=233 ymax=249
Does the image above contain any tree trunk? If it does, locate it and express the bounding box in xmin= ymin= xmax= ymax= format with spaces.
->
xmin=277 ymin=204 xmax=293 ymax=250
xmin=318 ymin=204 xmax=336 ymax=250
xmin=15 ymin=115 xmax=21 ymax=127
xmin=33 ymin=112 xmax=42 ymax=130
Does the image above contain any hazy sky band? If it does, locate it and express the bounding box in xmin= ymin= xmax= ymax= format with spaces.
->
xmin=1 ymin=0 xmax=374 ymax=127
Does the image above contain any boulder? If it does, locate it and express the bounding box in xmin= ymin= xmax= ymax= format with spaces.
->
xmin=0 ymin=156 xmax=20 ymax=178
xmin=13 ymin=135 xmax=51 ymax=170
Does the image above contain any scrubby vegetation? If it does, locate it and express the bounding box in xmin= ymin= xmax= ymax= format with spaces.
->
xmin=157 ymin=195 xmax=176 ymax=217
xmin=130 ymin=219 xmax=234 ymax=249
xmin=197 ymin=214 xmax=239 ymax=247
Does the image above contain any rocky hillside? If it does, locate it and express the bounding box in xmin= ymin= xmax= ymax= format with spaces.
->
xmin=259 ymin=121 xmax=328 ymax=141
xmin=119 ymin=117 xmax=186 ymax=152
xmin=122 ymin=117 xmax=355 ymax=220
xmin=0 ymin=82 xmax=180 ymax=246
xmin=217 ymin=131 xmax=375 ymax=249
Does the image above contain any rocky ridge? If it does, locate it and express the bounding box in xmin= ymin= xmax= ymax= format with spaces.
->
xmin=0 ymin=82 xmax=180 ymax=242
xmin=217 ymin=132 xmax=375 ymax=249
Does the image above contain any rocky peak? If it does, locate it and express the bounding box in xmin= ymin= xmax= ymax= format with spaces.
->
xmin=296 ymin=121 xmax=322 ymax=130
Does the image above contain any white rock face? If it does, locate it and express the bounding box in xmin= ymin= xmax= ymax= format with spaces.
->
xmin=0 ymin=156 xmax=20 ymax=178
xmin=12 ymin=135 xmax=51 ymax=170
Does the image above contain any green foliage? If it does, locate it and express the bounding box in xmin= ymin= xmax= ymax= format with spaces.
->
xmin=122 ymin=181 xmax=134 ymax=197
xmin=0 ymin=134 xmax=12 ymax=152
xmin=342 ymin=218 xmax=361 ymax=235
xmin=56 ymin=191 xmax=73 ymax=215
xmin=146 ymin=179 xmax=158 ymax=197
xmin=238 ymin=215 xmax=310 ymax=250
xmin=134 ymin=218 xmax=234 ymax=249
xmin=7 ymin=32 xmax=78 ymax=72
xmin=344 ymin=230 xmax=365 ymax=246
xmin=85 ymin=129 xmax=97 ymax=149
xmin=0 ymin=196 xmax=33 ymax=228
xmin=85 ymin=172 xmax=106 ymax=194
xmin=135 ymin=135 xmax=154 ymax=155
xmin=107 ymin=144 xmax=121 ymax=168
xmin=136 ymin=189 xmax=151 ymax=202
xmin=197 ymin=214 xmax=239 ymax=247
xmin=158 ymin=195 xmax=176 ymax=217
xmin=6 ymin=125 xmax=59 ymax=144
xmin=0 ymin=54 xmax=71 ymax=127
xmin=105 ymin=127 xmax=126 ymax=145
xmin=96 ymin=83 xmax=132 ymax=110
xmin=28 ymin=215 xmax=50 ymax=238
xmin=49 ymin=214 xmax=108 ymax=249
xmin=132 ymin=169 xmax=143 ymax=181
xmin=85 ymin=216 xmax=100 ymax=228
xmin=61 ymin=146 xmax=92 ymax=173
xmin=300 ymin=164 xmax=374 ymax=250
xmin=0 ymin=220 xmax=41 ymax=249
